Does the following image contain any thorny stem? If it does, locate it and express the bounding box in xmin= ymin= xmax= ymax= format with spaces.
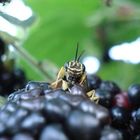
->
xmin=12 ymin=42 xmax=54 ymax=82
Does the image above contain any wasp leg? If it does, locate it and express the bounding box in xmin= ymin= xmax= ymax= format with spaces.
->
xmin=51 ymin=79 xmax=69 ymax=91
xmin=51 ymin=79 xmax=62 ymax=89
xmin=56 ymin=67 xmax=65 ymax=81
xmin=79 ymin=72 xmax=87 ymax=85
xmin=62 ymin=80 xmax=69 ymax=91
xmin=51 ymin=66 xmax=65 ymax=89
xmin=86 ymin=90 xmax=99 ymax=104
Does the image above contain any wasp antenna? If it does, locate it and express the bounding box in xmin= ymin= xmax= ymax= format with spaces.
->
xmin=77 ymin=50 xmax=85 ymax=61
xmin=74 ymin=42 xmax=79 ymax=61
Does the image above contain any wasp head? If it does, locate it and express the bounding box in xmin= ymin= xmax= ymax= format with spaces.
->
xmin=64 ymin=60 xmax=85 ymax=84
xmin=64 ymin=43 xmax=85 ymax=85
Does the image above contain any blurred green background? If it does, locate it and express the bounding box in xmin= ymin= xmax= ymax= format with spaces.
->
xmin=18 ymin=0 xmax=140 ymax=90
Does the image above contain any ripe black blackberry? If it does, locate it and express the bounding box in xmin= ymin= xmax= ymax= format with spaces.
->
xmin=1 ymin=73 xmax=140 ymax=140
xmin=0 ymin=67 xmax=27 ymax=96
xmin=0 ymin=38 xmax=5 ymax=58
xmin=128 ymin=84 xmax=140 ymax=108
xmin=0 ymin=38 xmax=27 ymax=96
xmin=0 ymin=81 xmax=112 ymax=140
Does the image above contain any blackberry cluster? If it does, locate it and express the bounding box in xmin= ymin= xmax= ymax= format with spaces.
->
xmin=0 ymin=81 xmax=117 ymax=140
xmin=88 ymin=75 xmax=140 ymax=140
xmin=0 ymin=74 xmax=140 ymax=139
xmin=0 ymin=38 xmax=27 ymax=96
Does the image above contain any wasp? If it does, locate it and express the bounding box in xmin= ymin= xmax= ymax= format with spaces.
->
xmin=51 ymin=44 xmax=99 ymax=103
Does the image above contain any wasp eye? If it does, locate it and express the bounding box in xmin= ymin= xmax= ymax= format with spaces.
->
xmin=64 ymin=62 xmax=69 ymax=71
xmin=82 ymin=64 xmax=85 ymax=72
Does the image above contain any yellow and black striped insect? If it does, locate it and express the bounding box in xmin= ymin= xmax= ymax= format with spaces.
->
xmin=51 ymin=44 xmax=99 ymax=103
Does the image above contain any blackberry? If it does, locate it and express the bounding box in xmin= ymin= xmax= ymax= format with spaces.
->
xmin=0 ymin=67 xmax=27 ymax=96
xmin=12 ymin=68 xmax=27 ymax=89
xmin=0 ymin=83 xmax=110 ymax=140
xmin=100 ymin=126 xmax=123 ymax=140
xmin=0 ymin=75 xmax=140 ymax=140
xmin=99 ymin=80 xmax=121 ymax=95
xmin=78 ymin=100 xmax=110 ymax=126
xmin=128 ymin=84 xmax=140 ymax=107
xmin=110 ymin=106 xmax=130 ymax=128
xmin=95 ymin=89 xmax=114 ymax=108
xmin=0 ymin=38 xmax=27 ymax=96
xmin=113 ymin=92 xmax=132 ymax=110
xmin=87 ymin=74 xmax=102 ymax=90
xmin=0 ymin=38 xmax=5 ymax=57
xmin=131 ymin=108 xmax=140 ymax=134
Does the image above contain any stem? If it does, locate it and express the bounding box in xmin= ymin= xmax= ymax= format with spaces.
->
xmin=12 ymin=42 xmax=54 ymax=82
